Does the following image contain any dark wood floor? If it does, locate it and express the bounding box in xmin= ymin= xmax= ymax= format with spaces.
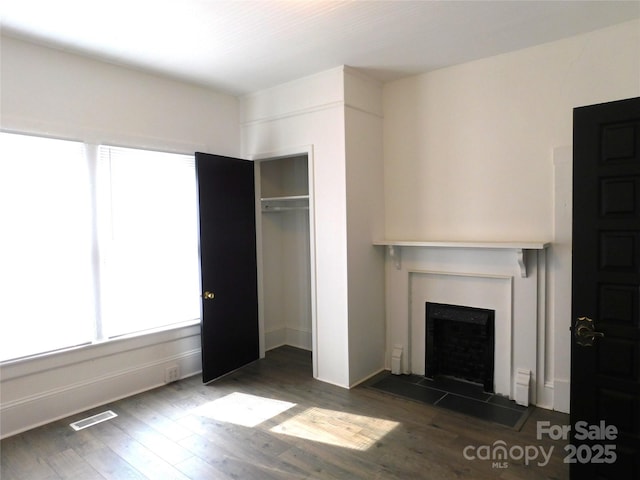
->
xmin=1 ymin=346 xmax=569 ymax=479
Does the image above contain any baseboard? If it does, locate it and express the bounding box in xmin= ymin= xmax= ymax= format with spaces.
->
xmin=349 ymin=367 xmax=386 ymax=389
xmin=285 ymin=327 xmax=312 ymax=350
xmin=0 ymin=349 xmax=201 ymax=439
xmin=553 ymin=378 xmax=570 ymax=413
xmin=265 ymin=327 xmax=311 ymax=351
xmin=265 ymin=327 xmax=287 ymax=351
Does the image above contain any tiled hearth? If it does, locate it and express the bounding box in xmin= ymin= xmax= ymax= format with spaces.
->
xmin=367 ymin=372 xmax=531 ymax=429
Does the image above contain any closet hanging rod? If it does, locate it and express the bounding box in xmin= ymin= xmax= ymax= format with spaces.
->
xmin=261 ymin=205 xmax=309 ymax=212
xmin=260 ymin=195 xmax=309 ymax=202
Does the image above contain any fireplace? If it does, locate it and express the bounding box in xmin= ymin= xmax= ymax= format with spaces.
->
xmin=425 ymin=302 xmax=495 ymax=393
xmin=383 ymin=243 xmax=549 ymax=405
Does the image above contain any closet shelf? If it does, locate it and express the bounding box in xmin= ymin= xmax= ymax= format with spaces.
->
xmin=261 ymin=195 xmax=309 ymax=212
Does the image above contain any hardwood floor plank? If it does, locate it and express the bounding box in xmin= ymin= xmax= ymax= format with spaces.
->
xmin=173 ymin=455 xmax=237 ymax=480
xmin=275 ymin=444 xmax=357 ymax=480
xmin=277 ymin=438 xmax=405 ymax=480
xmin=116 ymin=396 xmax=194 ymax=442
xmin=88 ymin=421 xmax=191 ymax=480
xmin=0 ymin=435 xmax=61 ymax=480
xmin=72 ymin=446 xmax=146 ymax=480
xmin=45 ymin=448 xmax=105 ymax=480
xmin=177 ymin=433 xmax=306 ymax=480
xmin=103 ymin=408 xmax=193 ymax=466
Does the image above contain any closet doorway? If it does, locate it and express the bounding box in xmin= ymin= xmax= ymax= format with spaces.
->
xmin=254 ymin=148 xmax=317 ymax=377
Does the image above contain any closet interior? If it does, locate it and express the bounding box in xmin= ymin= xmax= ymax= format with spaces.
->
xmin=257 ymin=154 xmax=314 ymax=355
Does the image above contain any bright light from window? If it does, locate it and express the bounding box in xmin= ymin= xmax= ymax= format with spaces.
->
xmin=192 ymin=392 xmax=297 ymax=428
xmin=0 ymin=133 xmax=95 ymax=361
xmin=0 ymin=134 xmax=202 ymax=361
xmin=270 ymin=407 xmax=400 ymax=451
xmin=99 ymin=146 xmax=200 ymax=338
xmin=189 ymin=392 xmax=400 ymax=451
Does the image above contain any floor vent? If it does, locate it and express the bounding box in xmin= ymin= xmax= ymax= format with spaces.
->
xmin=70 ymin=410 xmax=118 ymax=431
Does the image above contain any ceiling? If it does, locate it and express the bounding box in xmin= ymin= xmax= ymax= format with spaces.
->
xmin=1 ymin=0 xmax=639 ymax=96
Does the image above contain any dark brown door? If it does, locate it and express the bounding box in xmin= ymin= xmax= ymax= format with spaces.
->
xmin=572 ymin=97 xmax=640 ymax=479
xmin=196 ymin=152 xmax=259 ymax=383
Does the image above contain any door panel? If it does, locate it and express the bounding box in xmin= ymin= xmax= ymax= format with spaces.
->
xmin=196 ymin=152 xmax=259 ymax=383
xmin=571 ymin=97 xmax=640 ymax=479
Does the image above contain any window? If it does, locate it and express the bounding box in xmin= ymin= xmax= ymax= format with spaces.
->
xmin=0 ymin=133 xmax=201 ymax=362
xmin=98 ymin=146 xmax=200 ymax=338
xmin=0 ymin=133 xmax=95 ymax=360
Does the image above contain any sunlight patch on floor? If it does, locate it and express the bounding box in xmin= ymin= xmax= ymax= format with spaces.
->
xmin=192 ymin=392 xmax=296 ymax=427
xmin=270 ymin=407 xmax=400 ymax=451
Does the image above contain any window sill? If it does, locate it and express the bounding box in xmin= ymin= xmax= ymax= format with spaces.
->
xmin=0 ymin=320 xmax=201 ymax=381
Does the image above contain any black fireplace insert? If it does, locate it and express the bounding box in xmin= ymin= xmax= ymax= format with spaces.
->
xmin=425 ymin=302 xmax=495 ymax=392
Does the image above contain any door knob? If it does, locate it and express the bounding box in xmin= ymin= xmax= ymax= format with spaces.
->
xmin=574 ymin=316 xmax=604 ymax=347
xmin=203 ymin=291 xmax=215 ymax=300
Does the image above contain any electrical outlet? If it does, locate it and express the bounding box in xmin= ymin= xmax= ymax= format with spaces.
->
xmin=165 ymin=365 xmax=180 ymax=384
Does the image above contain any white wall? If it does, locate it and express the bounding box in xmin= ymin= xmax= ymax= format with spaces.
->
xmin=242 ymin=66 xmax=386 ymax=388
xmin=344 ymin=71 xmax=386 ymax=385
xmin=383 ymin=19 xmax=639 ymax=242
xmin=0 ymin=36 xmax=239 ymax=154
xmin=382 ymin=19 xmax=640 ymax=411
xmin=0 ymin=36 xmax=240 ymax=438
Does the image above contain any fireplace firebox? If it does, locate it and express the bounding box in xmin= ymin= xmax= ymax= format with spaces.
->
xmin=425 ymin=302 xmax=495 ymax=392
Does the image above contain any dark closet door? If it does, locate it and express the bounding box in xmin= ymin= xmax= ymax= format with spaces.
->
xmin=571 ymin=97 xmax=640 ymax=479
xmin=196 ymin=152 xmax=259 ymax=383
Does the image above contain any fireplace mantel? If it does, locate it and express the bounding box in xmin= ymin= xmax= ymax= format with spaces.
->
xmin=373 ymin=240 xmax=550 ymax=277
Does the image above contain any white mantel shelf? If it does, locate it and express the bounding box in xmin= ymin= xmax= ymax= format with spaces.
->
xmin=373 ymin=240 xmax=550 ymax=277
xmin=373 ymin=240 xmax=550 ymax=249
